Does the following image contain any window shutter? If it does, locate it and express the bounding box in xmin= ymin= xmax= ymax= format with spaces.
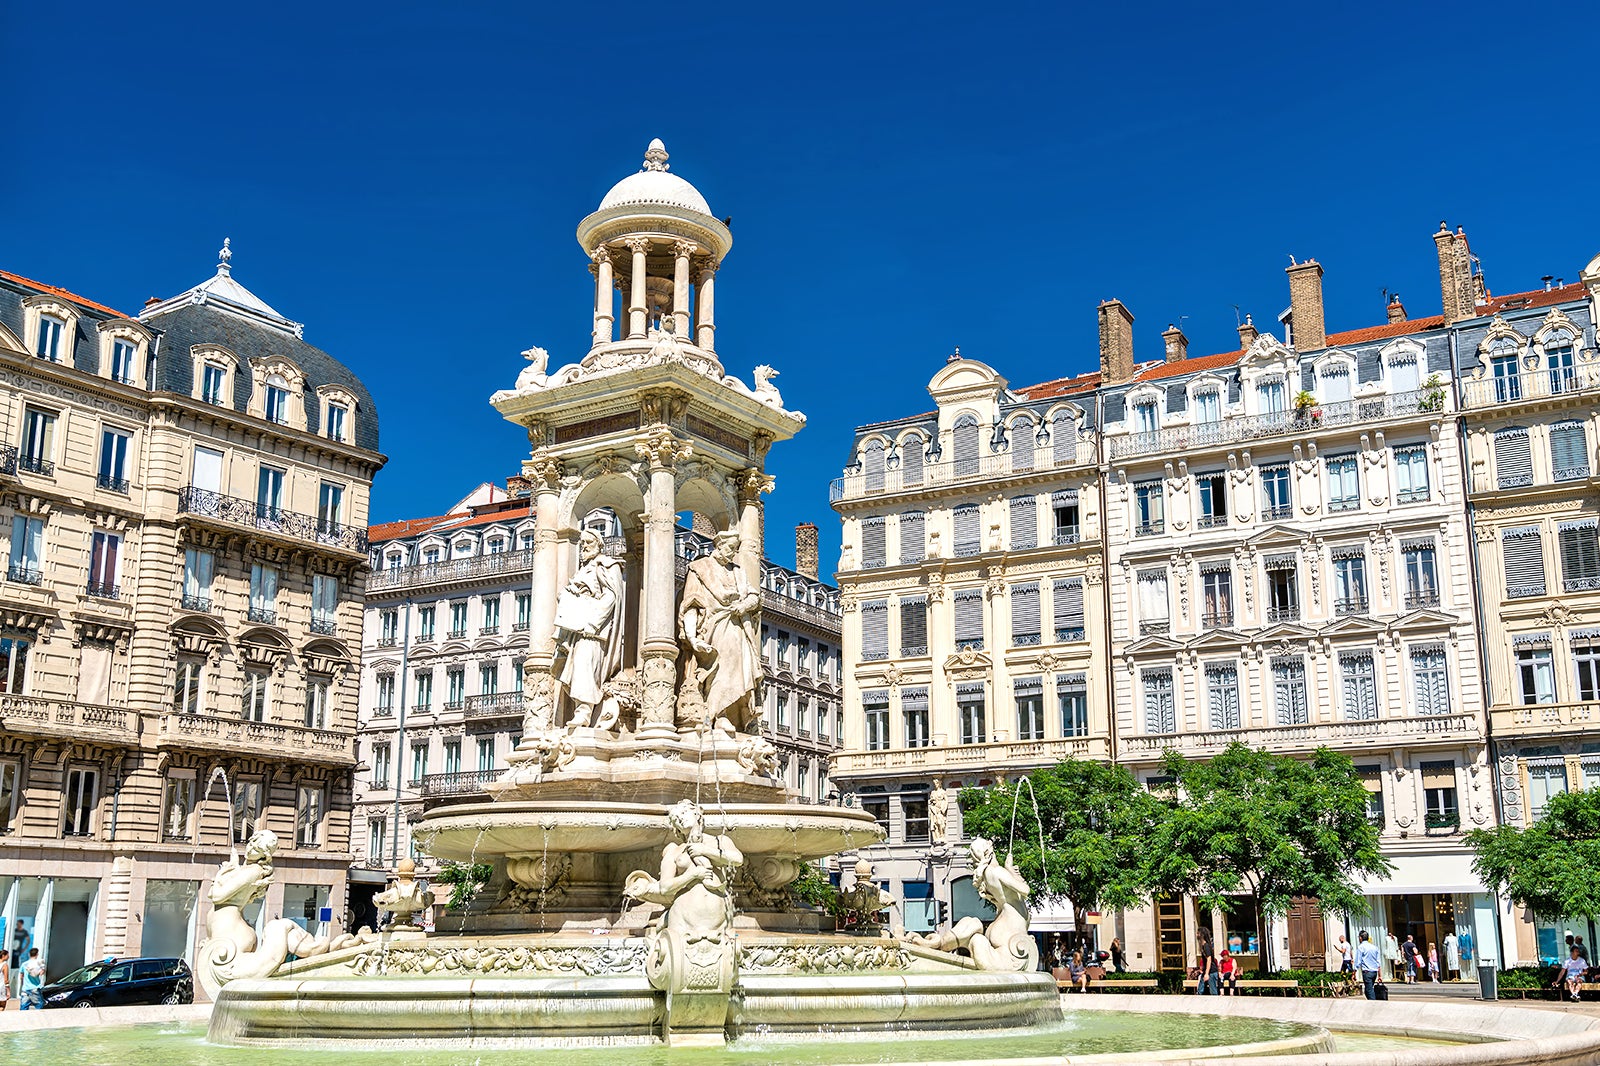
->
xmin=1143 ymin=670 xmax=1175 ymax=734
xmin=1551 ymin=421 xmax=1590 ymax=481
xmin=1011 ymin=418 xmax=1035 ymax=472
xmin=1412 ymin=645 xmax=1449 ymax=716
xmin=1495 ymin=428 xmax=1534 ymax=488
xmin=1051 ymin=412 xmax=1076 ymax=465
xmin=862 ymin=439 xmax=885 ymax=491
xmin=1502 ymin=527 xmax=1547 ymax=597
xmin=1341 ymin=654 xmax=1378 ymax=721
xmin=902 ymin=436 xmax=925 ymax=486
xmin=899 ymin=596 xmax=928 ymax=655
xmin=1205 ymin=663 xmax=1240 ymax=730
xmin=899 ymin=511 xmax=925 ymax=563
xmin=1010 ymin=582 xmax=1040 ymax=642
xmin=1009 ymin=496 xmax=1037 ymax=549
xmin=1053 ymin=577 xmax=1085 ymax=639
xmin=953 ymin=415 xmax=979 ymax=476
xmin=1013 ymin=675 xmax=1043 ymax=697
xmin=954 ymin=505 xmax=981 ymax=555
xmin=953 ymin=589 xmax=984 ymax=645
xmin=1560 ymin=519 xmax=1600 ymax=590
xmin=861 ymin=600 xmax=889 ymax=660
xmin=861 ymin=518 xmax=886 ymax=568
xmin=902 ymin=686 xmax=929 ymax=712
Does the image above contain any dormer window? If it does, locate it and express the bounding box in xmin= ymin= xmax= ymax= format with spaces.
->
xmin=1256 ymin=377 xmax=1286 ymax=414
xmin=35 ymin=316 xmax=64 ymax=361
xmin=326 ymin=402 xmax=348 ymax=443
xmin=1194 ymin=389 xmax=1221 ymax=423
xmin=110 ymin=340 xmax=137 ymax=384
xmin=1318 ymin=362 xmax=1352 ymax=404
xmin=1546 ymin=330 xmax=1577 ymax=394
xmin=264 ymin=375 xmax=291 ymax=425
xmin=1132 ymin=400 xmax=1158 ymax=434
xmin=1389 ymin=353 xmax=1420 ymax=394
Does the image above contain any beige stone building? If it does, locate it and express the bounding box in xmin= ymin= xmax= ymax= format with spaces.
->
xmin=1456 ymin=247 xmax=1600 ymax=965
xmin=0 ymin=248 xmax=383 ymax=984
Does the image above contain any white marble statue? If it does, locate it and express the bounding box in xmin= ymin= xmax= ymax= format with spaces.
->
xmin=907 ymin=838 xmax=1038 ymax=972
xmin=752 ymin=364 xmax=783 ymax=407
xmin=196 ymin=830 xmax=364 ymax=1000
xmin=374 ymin=857 xmax=435 ymax=932
xmin=679 ymin=531 xmax=762 ymax=733
xmin=929 ymin=786 xmax=950 ymax=844
xmin=516 ymin=346 xmax=550 ymax=388
xmin=553 ymin=529 xmax=626 ymax=727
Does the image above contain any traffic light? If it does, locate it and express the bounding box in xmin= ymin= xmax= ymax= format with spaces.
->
xmin=936 ymin=900 xmax=950 ymax=927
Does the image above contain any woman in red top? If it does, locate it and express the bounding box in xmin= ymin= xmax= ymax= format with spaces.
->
xmin=1218 ymin=949 xmax=1238 ymax=996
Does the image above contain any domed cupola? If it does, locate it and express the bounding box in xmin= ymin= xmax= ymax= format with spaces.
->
xmin=576 ymin=140 xmax=733 ymax=364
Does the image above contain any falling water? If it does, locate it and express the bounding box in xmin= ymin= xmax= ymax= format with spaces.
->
xmin=204 ymin=765 xmax=236 ymax=845
xmin=1006 ymin=777 xmax=1051 ymax=889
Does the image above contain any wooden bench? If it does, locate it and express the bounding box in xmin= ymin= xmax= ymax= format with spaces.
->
xmin=1182 ymin=978 xmax=1300 ymax=996
xmin=1059 ymin=979 xmax=1160 ymax=993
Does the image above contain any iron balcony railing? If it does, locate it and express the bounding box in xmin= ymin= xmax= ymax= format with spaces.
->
xmin=17 ymin=453 xmax=54 ymax=476
xmin=85 ymin=581 xmax=119 ymax=600
xmin=1461 ymin=366 xmax=1600 ymax=410
xmin=0 ymin=444 xmax=15 ymax=476
xmin=1111 ymin=389 xmax=1432 ymax=459
xmin=464 ymin=691 xmax=523 ymax=718
xmin=365 ymin=547 xmax=536 ymax=594
xmin=97 ymin=473 xmax=130 ymax=494
xmin=1334 ymin=596 xmax=1368 ymax=616
xmin=7 ymin=564 xmax=41 ymax=586
xmin=247 ymin=606 xmax=277 ymax=625
xmin=1404 ymin=590 xmax=1441 ymax=610
xmin=310 ymin=618 xmax=338 ymax=635
xmin=180 ymin=593 xmax=212 ymax=613
xmin=179 ymin=486 xmax=368 ymax=553
xmin=420 ymin=768 xmax=499 ymax=798
xmin=830 ymin=438 xmax=1101 ymax=502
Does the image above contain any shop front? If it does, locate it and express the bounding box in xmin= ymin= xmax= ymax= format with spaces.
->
xmin=1354 ymin=851 xmax=1497 ymax=980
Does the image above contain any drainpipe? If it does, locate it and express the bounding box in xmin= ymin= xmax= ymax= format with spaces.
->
xmin=390 ymin=598 xmax=412 ymax=866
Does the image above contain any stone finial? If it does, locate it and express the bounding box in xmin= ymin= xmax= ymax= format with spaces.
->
xmin=947 ymin=345 xmax=962 ymax=364
xmin=643 ymin=138 xmax=670 ymax=172
xmin=217 ymin=237 xmax=233 ymax=277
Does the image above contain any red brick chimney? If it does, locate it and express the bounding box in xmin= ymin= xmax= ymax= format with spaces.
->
xmin=1434 ymin=222 xmax=1476 ymax=325
xmin=795 ymin=523 xmax=819 ymax=580
xmin=1285 ymin=259 xmax=1326 ymax=351
xmin=1237 ymin=314 xmax=1259 ymax=350
xmin=1386 ymin=294 xmax=1407 ymax=324
xmin=1098 ymin=300 xmax=1136 ymax=384
xmin=1161 ymin=324 xmax=1188 ymax=363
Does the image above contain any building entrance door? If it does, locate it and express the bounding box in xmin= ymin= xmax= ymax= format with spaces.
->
xmin=1287 ymin=895 xmax=1326 ymax=971
xmin=1156 ymin=895 xmax=1186 ymax=972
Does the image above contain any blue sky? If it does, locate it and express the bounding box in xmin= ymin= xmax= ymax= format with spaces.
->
xmin=4 ymin=1 xmax=1597 ymax=571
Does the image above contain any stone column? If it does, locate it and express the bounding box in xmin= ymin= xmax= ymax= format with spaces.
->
xmin=695 ymin=259 xmax=718 ymax=351
xmin=735 ymin=469 xmax=774 ymax=587
xmin=626 ymin=238 xmax=651 ymax=339
xmin=635 ymin=427 xmax=692 ymax=740
xmin=520 ymin=450 xmax=565 ymax=738
xmin=591 ymin=246 xmax=614 ymax=345
xmin=672 ymin=240 xmax=697 ymax=338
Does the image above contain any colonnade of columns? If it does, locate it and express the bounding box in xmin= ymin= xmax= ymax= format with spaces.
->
xmin=590 ymin=239 xmax=718 ymax=350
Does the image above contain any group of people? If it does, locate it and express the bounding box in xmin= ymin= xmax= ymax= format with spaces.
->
xmin=1559 ymin=934 xmax=1594 ymax=1001
xmin=1045 ymin=936 xmax=1127 ymax=992
xmin=1192 ymin=933 xmax=1240 ymax=995
xmin=1 ymin=920 xmax=47 ymax=1010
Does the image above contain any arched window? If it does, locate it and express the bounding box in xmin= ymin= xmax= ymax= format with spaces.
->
xmin=901 ymin=434 xmax=925 ymax=487
xmin=953 ymin=414 xmax=980 ymax=477
xmin=861 ymin=439 xmax=886 ymax=492
xmin=1546 ymin=330 xmax=1577 ymax=394
xmin=1051 ymin=411 xmax=1077 ymax=466
xmin=1011 ymin=416 xmax=1036 ymax=472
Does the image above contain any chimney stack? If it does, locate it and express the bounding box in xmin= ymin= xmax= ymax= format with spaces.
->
xmin=1285 ymin=259 xmax=1326 ymax=351
xmin=1386 ymin=294 xmax=1407 ymax=324
xmin=1097 ymin=299 xmax=1136 ymax=384
xmin=1434 ymin=221 xmax=1477 ymax=325
xmin=1237 ymin=314 xmax=1259 ymax=350
xmin=1161 ymin=323 xmax=1188 ymax=363
xmin=795 ymin=523 xmax=819 ymax=580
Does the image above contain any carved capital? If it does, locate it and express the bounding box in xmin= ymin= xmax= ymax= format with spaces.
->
xmin=591 ymin=245 xmax=613 ymax=265
xmin=696 ymin=258 xmax=720 ymax=282
xmin=635 ymin=427 xmax=693 ymax=471
xmin=523 ymin=451 xmax=564 ymax=493
xmin=624 ymin=237 xmax=653 ymax=256
xmin=672 ymin=239 xmax=698 ymax=259
xmin=734 ymin=468 xmax=776 ymax=503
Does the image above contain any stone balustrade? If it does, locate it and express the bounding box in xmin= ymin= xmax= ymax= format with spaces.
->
xmin=830 ymin=437 xmax=1100 ymax=502
xmin=158 ymin=712 xmax=354 ymax=765
xmin=366 ymin=547 xmax=537 ymax=594
xmin=463 ymin=691 xmax=524 ymax=719
xmin=1491 ymin=701 xmax=1600 ymax=737
xmin=1120 ymin=711 xmax=1479 ymax=759
xmin=0 ymin=694 xmax=140 ymax=744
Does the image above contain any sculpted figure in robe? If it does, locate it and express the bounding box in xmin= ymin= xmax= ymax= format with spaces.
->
xmin=553 ymin=529 xmax=626 ymax=728
xmin=679 ymin=530 xmax=762 ymax=733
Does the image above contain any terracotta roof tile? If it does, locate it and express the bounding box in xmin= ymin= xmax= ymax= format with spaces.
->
xmin=1324 ymin=315 xmax=1445 ymax=346
xmin=0 ymin=270 xmax=128 ymax=319
xmin=1480 ymin=281 xmax=1587 ymax=316
xmin=1135 ymin=349 xmax=1244 ymax=382
xmin=369 ymin=503 xmax=534 ymax=542
xmin=1018 ymin=371 xmax=1101 ymax=399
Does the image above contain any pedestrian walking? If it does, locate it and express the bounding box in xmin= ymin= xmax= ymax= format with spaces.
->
xmin=0 ymin=949 xmax=8 ymax=1010
xmin=1109 ymin=937 xmax=1126 ymax=974
xmin=1356 ymin=931 xmax=1384 ymax=1000
xmin=1336 ymin=934 xmax=1354 ymax=974
xmin=1197 ymin=933 xmax=1218 ymax=995
xmin=1401 ymin=935 xmax=1419 ymax=983
xmin=19 ymin=948 xmax=44 ymax=1010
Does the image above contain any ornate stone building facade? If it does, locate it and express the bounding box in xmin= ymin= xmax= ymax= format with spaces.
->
xmin=0 ymin=250 xmax=382 ymax=983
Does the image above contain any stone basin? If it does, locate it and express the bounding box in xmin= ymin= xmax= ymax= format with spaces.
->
xmin=413 ymin=800 xmax=885 ymax=864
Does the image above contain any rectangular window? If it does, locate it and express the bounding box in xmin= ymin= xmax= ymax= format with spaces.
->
xmin=162 ymin=775 xmax=196 ymax=841
xmin=8 ymin=515 xmax=44 ymax=584
xmin=1560 ymin=521 xmax=1600 ymax=592
xmin=902 ymin=687 xmax=930 ymax=748
xmin=1421 ymin=761 xmax=1458 ymax=829
xmin=476 ymin=662 xmax=498 ymax=696
xmin=1550 ymin=421 xmax=1590 ymax=482
xmin=0 ymin=637 xmax=29 ymax=694
xmin=1195 ymin=389 xmax=1221 ymax=423
xmin=296 ymin=785 xmax=324 ymax=846
xmin=1009 ymin=496 xmax=1037 ymax=550
xmin=376 ymin=674 xmax=395 ymax=714
xmin=1257 ymin=378 xmax=1286 ymax=413
xmin=1495 ymin=429 xmax=1533 ymax=489
xmin=1053 ymin=577 xmax=1085 ymax=642
xmin=1403 ymin=543 xmax=1439 ymax=609
xmin=958 ymin=686 xmax=987 ymax=745
xmin=368 ymin=816 xmax=388 ymax=858
xmin=1196 ymin=474 xmax=1228 ymax=528
xmin=1527 ymin=761 xmax=1569 ymax=821
xmin=201 ymin=364 xmax=227 ymax=405
xmin=899 ymin=511 xmax=925 ymax=563
xmin=1549 ymin=337 xmax=1578 ymax=393
xmin=98 ymin=427 xmax=131 ymax=492
xmin=305 ymin=676 xmax=331 ymax=729
xmin=1333 ymin=553 xmax=1368 ymax=615
xmin=1133 ymin=401 xmax=1158 ymax=434
xmin=232 ymin=778 xmax=262 ymax=844
xmin=1052 ymin=492 xmax=1080 ymax=544
xmin=20 ymin=406 xmax=56 ymax=474
xmin=0 ymin=760 xmax=18 ymax=834
xmin=1411 ymin=645 xmax=1450 ymax=716
xmin=1010 ymin=582 xmax=1041 ymax=646
xmin=776 ymin=693 xmax=789 ymax=731
xmin=1359 ymin=765 xmax=1385 ymax=827
xmin=1014 ymin=677 xmax=1044 ymax=740
xmin=1058 ymin=675 xmax=1089 ymax=737
xmin=1272 ymin=658 xmax=1308 ymax=725
xmin=415 ymin=670 xmax=434 ymax=710
xmin=326 ymin=402 xmax=348 ymax=443
xmin=450 ymin=601 xmax=468 ymax=637
xmin=861 ymin=792 xmax=890 ymax=835
xmin=265 ymin=383 xmax=290 ymax=425
xmin=318 ymin=482 xmax=344 ymax=535
xmin=902 ymin=790 xmax=930 ymax=844
xmin=477 ymin=736 xmax=495 ymax=772
xmin=1390 ymin=355 xmax=1420 ymax=394
xmin=1491 ymin=352 xmax=1521 ymax=402
xmin=1502 ymin=528 xmax=1547 ymax=598
xmin=899 ymin=596 xmax=927 ymax=657
xmin=861 ymin=517 xmax=886 ymax=569
xmin=1575 ymin=636 xmax=1600 ymax=702
xmin=861 ymin=599 xmax=889 ymax=661
xmin=411 ymin=742 xmax=429 ymax=784
xmin=1260 ymin=464 xmax=1292 ymax=520
xmin=446 ymin=668 xmax=465 ymax=707
xmin=1320 ymin=365 xmax=1352 ymax=404
xmin=419 ymin=606 xmax=437 ymax=639
xmin=1266 ymin=557 xmax=1299 ymax=621
xmin=444 ymin=739 xmax=462 ymax=776
xmin=88 ymin=532 xmax=120 ymax=598
xmin=1134 ymin=482 xmax=1164 ymax=536
xmin=1326 ymin=455 xmax=1359 ymax=511
xmin=953 ymin=588 xmax=984 ymax=650
xmin=1516 ymin=644 xmax=1556 ymax=705
xmin=312 ymin=574 xmax=338 ymax=633
xmin=864 ymin=690 xmax=890 ymax=751
xmin=515 ymin=593 xmax=531 ymax=630
xmin=182 ymin=548 xmax=215 ymax=612
xmin=1206 ymin=663 xmax=1240 ymax=730
xmin=174 ymin=658 xmax=203 ymax=715
xmin=1137 ymin=569 xmax=1169 ymax=636
xmin=256 ymin=465 xmax=285 ymax=522
xmin=63 ymin=767 xmax=97 ymax=837
xmin=35 ymin=316 xmax=63 ymax=360
xmin=249 ymin=563 xmax=279 ymax=623
xmin=483 ymin=597 xmax=501 ymax=632
xmin=1143 ymin=670 xmax=1175 ymax=734
xmin=372 ymin=743 xmax=391 ymax=788
xmin=1394 ymin=445 xmax=1430 ymax=501
xmin=243 ymin=669 xmax=270 ymax=721
xmin=1341 ymin=653 xmax=1379 ymax=721
xmin=953 ymin=504 xmax=981 ymax=556
xmin=1201 ymin=568 xmax=1232 ymax=627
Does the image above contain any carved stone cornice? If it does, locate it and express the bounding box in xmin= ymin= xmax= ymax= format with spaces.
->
xmin=635 ymin=426 xmax=693 ymax=472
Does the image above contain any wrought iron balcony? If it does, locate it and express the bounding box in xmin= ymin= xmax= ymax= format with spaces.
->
xmin=178 ymin=486 xmax=368 ymax=553
xmin=1134 ymin=522 xmax=1164 ymax=538
xmin=1201 ymin=611 xmax=1233 ymax=628
xmin=447 ymin=628 xmax=468 ymax=640
xmin=481 ymin=625 xmax=499 ymax=636
xmin=1197 ymin=513 xmax=1227 ymax=529
xmin=1053 ymin=529 xmax=1081 ymax=546
xmin=512 ymin=621 xmax=530 ymax=632
xmin=1111 ymin=389 xmax=1431 ymax=459
xmin=7 ymin=564 xmax=41 ymax=586
xmin=1055 ymin=627 xmax=1086 ymax=643
xmin=1424 ymin=811 xmax=1460 ymax=831
xmin=365 ymin=547 xmax=536 ymax=594
xmin=180 ymin=593 xmax=212 ymax=613
xmin=1567 ymin=575 xmax=1600 ymax=593
xmin=1396 ymin=488 xmax=1431 ymax=503
xmin=1461 ymin=366 xmax=1600 ymax=410
xmin=96 ymin=473 xmax=130 ymax=494
xmin=85 ymin=581 xmax=119 ymax=600
xmin=1012 ymin=632 xmax=1042 ymax=646
xmin=0 ymin=444 xmax=15 ymax=475
xmin=376 ymin=636 xmax=398 ymax=648
xmin=954 ymin=639 xmax=984 ymax=652
xmin=1265 ymin=604 xmax=1301 ymax=623
xmin=420 ymin=768 xmax=499 ymax=799
xmin=464 ymin=691 xmax=523 ymax=719
xmin=829 ymin=437 xmax=1101 ymax=502
xmin=1334 ymin=596 xmax=1368 ymax=616
xmin=899 ymin=644 xmax=928 ymax=658
xmin=1121 ymin=711 xmax=1480 ymax=759
xmin=310 ymin=617 xmax=339 ymax=635
xmin=1404 ymin=590 xmax=1441 ymax=610
xmin=17 ymin=453 xmax=53 ymax=476
xmin=1328 ymin=498 xmax=1360 ymax=513
xmin=247 ymin=606 xmax=277 ymax=625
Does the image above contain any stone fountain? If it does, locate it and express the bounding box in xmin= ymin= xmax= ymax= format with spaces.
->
xmin=202 ymin=140 xmax=1059 ymax=1049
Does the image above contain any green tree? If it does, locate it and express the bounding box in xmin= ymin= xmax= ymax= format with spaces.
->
xmin=1468 ymin=788 xmax=1600 ymax=920
xmin=435 ymin=861 xmax=493 ymax=909
xmin=1148 ymin=743 xmax=1391 ymax=966
xmin=959 ymin=761 xmax=1166 ymax=947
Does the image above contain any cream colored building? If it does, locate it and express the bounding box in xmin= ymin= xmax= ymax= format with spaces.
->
xmin=831 ymin=355 xmax=1107 ymax=933
xmin=1456 ymin=247 xmax=1600 ymax=966
xmin=0 ymin=248 xmax=383 ymax=984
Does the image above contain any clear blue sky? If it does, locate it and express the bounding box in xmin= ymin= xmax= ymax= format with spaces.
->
xmin=4 ymin=1 xmax=1597 ymax=570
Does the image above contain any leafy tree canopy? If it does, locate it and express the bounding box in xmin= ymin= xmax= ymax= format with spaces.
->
xmin=959 ymin=761 xmax=1165 ymax=923
xmin=1468 ymin=788 xmax=1600 ymax=921
xmin=1148 ymin=743 xmax=1391 ymax=921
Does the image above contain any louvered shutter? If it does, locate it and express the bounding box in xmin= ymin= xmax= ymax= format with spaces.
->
xmin=861 ymin=600 xmax=889 ymax=660
xmin=902 ymin=436 xmax=925 ymax=486
xmin=1411 ymin=646 xmax=1449 ymax=716
xmin=1206 ymin=663 xmax=1240 ymax=730
xmin=1560 ymin=520 xmax=1600 ymax=590
xmin=1143 ymin=670 xmax=1175 ymax=734
xmin=1010 ymin=582 xmax=1041 ymax=644
xmin=899 ymin=511 xmax=925 ymax=563
xmin=1053 ymin=578 xmax=1085 ymax=640
xmin=1551 ymin=421 xmax=1590 ymax=481
xmin=1495 ymin=428 xmax=1534 ymax=489
xmin=1502 ymin=528 xmax=1547 ymax=597
xmin=862 ymin=440 xmax=885 ymax=491
xmin=954 ymin=416 xmax=979 ymax=477
xmin=953 ymin=505 xmax=980 ymax=555
xmin=1012 ymin=418 xmax=1035 ymax=472
xmin=899 ymin=596 xmax=928 ymax=655
xmin=1341 ymin=654 xmax=1378 ymax=721
xmin=861 ymin=517 xmax=886 ymax=568
xmin=1009 ymin=496 xmax=1037 ymax=549
xmin=1051 ymin=412 xmax=1076 ymax=465
xmin=954 ymin=589 xmax=984 ymax=646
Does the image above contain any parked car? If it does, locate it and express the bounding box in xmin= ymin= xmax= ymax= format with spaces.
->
xmin=42 ymin=957 xmax=193 ymax=1008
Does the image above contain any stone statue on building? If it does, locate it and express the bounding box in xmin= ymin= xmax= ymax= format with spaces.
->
xmin=553 ymin=529 xmax=627 ymax=728
xmin=679 ymin=530 xmax=762 ymax=733
xmin=929 ymin=786 xmax=950 ymax=844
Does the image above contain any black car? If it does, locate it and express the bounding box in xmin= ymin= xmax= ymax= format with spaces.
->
xmin=42 ymin=956 xmax=193 ymax=1008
